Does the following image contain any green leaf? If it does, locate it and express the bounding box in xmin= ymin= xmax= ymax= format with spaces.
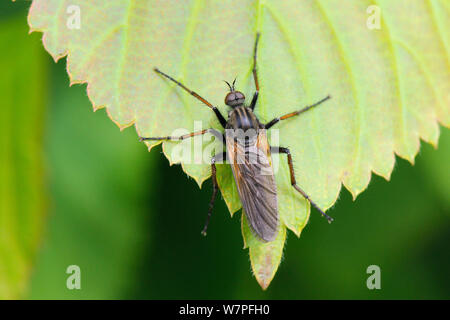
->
xmin=0 ymin=15 xmax=47 ymax=299
xmin=27 ymin=0 xmax=450 ymax=288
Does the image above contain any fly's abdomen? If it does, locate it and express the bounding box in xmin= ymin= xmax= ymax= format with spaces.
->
xmin=225 ymin=129 xmax=279 ymax=242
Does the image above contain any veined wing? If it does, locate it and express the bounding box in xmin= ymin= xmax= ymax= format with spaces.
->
xmin=226 ymin=130 xmax=278 ymax=242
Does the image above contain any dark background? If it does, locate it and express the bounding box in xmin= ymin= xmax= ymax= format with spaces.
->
xmin=1 ymin=1 xmax=449 ymax=299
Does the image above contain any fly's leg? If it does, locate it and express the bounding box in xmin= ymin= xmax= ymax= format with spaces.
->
xmin=154 ymin=68 xmax=227 ymax=128
xmin=201 ymin=152 xmax=227 ymax=236
xmin=249 ymin=33 xmax=260 ymax=110
xmin=271 ymin=146 xmax=334 ymax=223
xmin=252 ymin=33 xmax=260 ymax=92
xmin=139 ymin=128 xmax=225 ymax=145
xmin=265 ymin=95 xmax=331 ymax=129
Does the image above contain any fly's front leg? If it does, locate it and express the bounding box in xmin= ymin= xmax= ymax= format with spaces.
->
xmin=271 ymin=146 xmax=334 ymax=223
xmin=265 ymin=95 xmax=331 ymax=129
xmin=201 ymin=152 xmax=227 ymax=236
xmin=139 ymin=128 xmax=225 ymax=145
xmin=154 ymin=68 xmax=228 ymax=128
xmin=250 ymin=33 xmax=260 ymax=111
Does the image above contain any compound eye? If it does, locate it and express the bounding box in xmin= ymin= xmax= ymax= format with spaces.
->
xmin=225 ymin=91 xmax=245 ymax=107
xmin=235 ymin=92 xmax=245 ymax=101
xmin=225 ymin=92 xmax=236 ymax=106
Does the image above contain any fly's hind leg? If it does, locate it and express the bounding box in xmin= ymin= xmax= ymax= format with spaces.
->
xmin=201 ymin=152 xmax=227 ymax=236
xmin=271 ymin=146 xmax=334 ymax=223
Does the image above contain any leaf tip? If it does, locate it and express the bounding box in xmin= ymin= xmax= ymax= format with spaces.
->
xmin=252 ymin=251 xmax=276 ymax=290
xmin=192 ymin=175 xmax=205 ymax=189
xmin=241 ymin=215 xmax=248 ymax=249
xmin=257 ymin=278 xmax=271 ymax=291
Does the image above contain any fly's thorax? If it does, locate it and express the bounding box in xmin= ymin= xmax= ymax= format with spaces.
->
xmin=227 ymin=106 xmax=260 ymax=131
xmin=225 ymin=107 xmax=261 ymax=147
xmin=226 ymin=106 xmax=261 ymax=145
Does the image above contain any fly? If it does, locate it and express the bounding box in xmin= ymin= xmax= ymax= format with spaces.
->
xmin=140 ymin=33 xmax=332 ymax=242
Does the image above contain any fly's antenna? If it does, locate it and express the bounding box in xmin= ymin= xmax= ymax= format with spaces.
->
xmin=224 ymin=78 xmax=237 ymax=92
xmin=232 ymin=77 xmax=237 ymax=91
xmin=224 ymin=80 xmax=233 ymax=92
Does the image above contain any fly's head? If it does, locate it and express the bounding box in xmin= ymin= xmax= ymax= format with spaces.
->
xmin=224 ymin=78 xmax=245 ymax=108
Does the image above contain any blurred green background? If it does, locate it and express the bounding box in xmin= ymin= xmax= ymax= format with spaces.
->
xmin=1 ymin=2 xmax=449 ymax=299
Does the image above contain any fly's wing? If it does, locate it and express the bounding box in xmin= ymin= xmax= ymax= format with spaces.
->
xmin=226 ymin=130 xmax=278 ymax=242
